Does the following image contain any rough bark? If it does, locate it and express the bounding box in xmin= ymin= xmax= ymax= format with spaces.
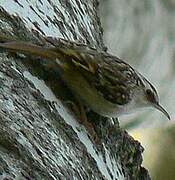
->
xmin=0 ymin=0 xmax=150 ymax=179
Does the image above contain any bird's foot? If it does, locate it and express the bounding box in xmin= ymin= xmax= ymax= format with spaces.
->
xmin=64 ymin=100 xmax=100 ymax=145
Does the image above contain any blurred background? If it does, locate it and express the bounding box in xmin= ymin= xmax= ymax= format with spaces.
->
xmin=100 ymin=0 xmax=175 ymax=179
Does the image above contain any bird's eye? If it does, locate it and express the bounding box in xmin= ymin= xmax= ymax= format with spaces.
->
xmin=146 ymin=89 xmax=155 ymax=103
xmin=146 ymin=89 xmax=152 ymax=95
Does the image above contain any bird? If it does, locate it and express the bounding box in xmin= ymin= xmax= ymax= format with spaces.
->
xmin=0 ymin=35 xmax=170 ymax=121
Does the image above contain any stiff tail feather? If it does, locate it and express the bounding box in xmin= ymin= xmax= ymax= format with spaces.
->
xmin=0 ymin=40 xmax=59 ymax=60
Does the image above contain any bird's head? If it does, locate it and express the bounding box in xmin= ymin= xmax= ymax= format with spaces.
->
xmin=135 ymin=76 xmax=170 ymax=120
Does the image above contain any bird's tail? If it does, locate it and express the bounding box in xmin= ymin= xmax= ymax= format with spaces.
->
xmin=0 ymin=35 xmax=62 ymax=60
xmin=0 ymin=35 xmax=95 ymax=71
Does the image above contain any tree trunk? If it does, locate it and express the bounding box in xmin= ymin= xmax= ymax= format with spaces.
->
xmin=0 ymin=0 xmax=150 ymax=179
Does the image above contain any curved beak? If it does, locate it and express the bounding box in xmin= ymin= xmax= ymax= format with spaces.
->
xmin=154 ymin=103 xmax=170 ymax=120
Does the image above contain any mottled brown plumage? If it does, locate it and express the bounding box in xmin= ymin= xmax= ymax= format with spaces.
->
xmin=0 ymin=35 xmax=170 ymax=119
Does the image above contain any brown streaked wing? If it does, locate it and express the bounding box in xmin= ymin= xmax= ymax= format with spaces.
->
xmin=71 ymin=51 xmax=137 ymax=105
